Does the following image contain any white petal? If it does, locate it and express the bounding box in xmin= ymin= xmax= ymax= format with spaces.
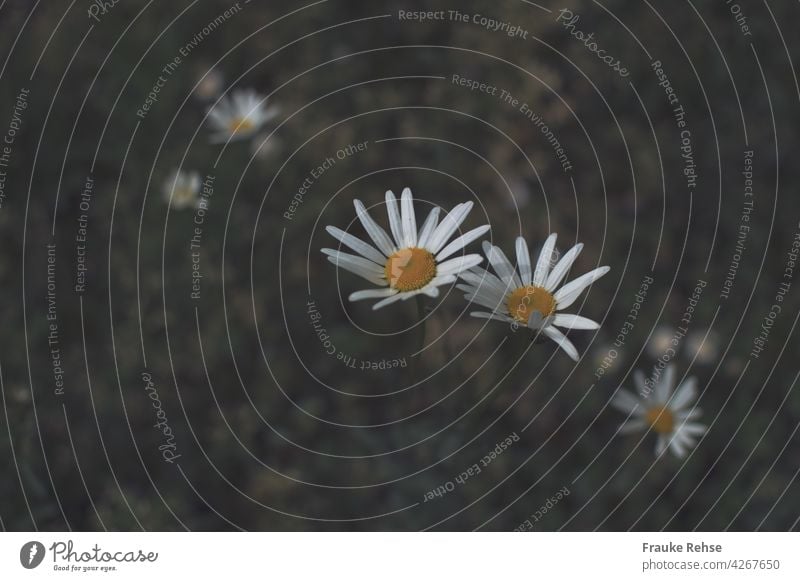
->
xmin=657 ymin=365 xmax=675 ymax=403
xmin=385 ymin=190 xmax=404 ymax=247
xmin=460 ymin=267 xmax=509 ymax=297
xmin=545 ymin=243 xmax=584 ymax=291
xmin=326 ymin=226 xmax=386 ymax=264
xmin=321 ymin=248 xmax=383 ymax=273
xmin=552 ymin=313 xmax=601 ymax=330
xmin=676 ymin=408 xmax=703 ymax=422
xmin=349 ymin=288 xmax=397 ymax=302
xmin=325 ymin=258 xmax=384 ymax=285
xmin=416 ymin=207 xmax=440 ymax=248
xmin=400 ymin=188 xmax=417 ymax=247
xmin=610 ymin=389 xmax=642 ymax=414
xmin=516 ymin=237 xmax=532 ymax=285
xmin=428 ymin=274 xmax=457 ymax=286
xmin=322 ymin=250 xmax=385 ymax=284
xmin=668 ymin=437 xmax=687 ymax=459
xmin=542 ymin=325 xmax=580 ymax=361
xmin=679 ymin=422 xmax=707 ymax=436
xmin=437 ymin=254 xmax=483 ymax=277
xmin=655 ymin=436 xmax=668 ymax=457
xmin=533 ymin=233 xmax=557 ymax=286
xmin=463 ymin=291 xmax=506 ymax=312
xmin=372 ymin=294 xmax=406 ymax=310
xmin=671 ymin=377 xmax=697 ymax=411
xmin=436 ymin=224 xmax=491 ymax=261
xmin=483 ymin=241 xmax=522 ymax=288
xmin=470 ymin=311 xmax=514 ymax=324
xmin=554 ymin=265 xmax=611 ymax=309
xmin=427 ymin=202 xmax=472 ymax=254
xmin=354 ymin=200 xmax=396 ymax=256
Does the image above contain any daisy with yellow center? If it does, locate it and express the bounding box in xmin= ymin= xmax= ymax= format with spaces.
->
xmin=207 ymin=88 xmax=279 ymax=144
xmin=322 ymin=188 xmax=490 ymax=310
xmin=457 ymin=233 xmax=610 ymax=361
xmin=163 ymin=169 xmax=201 ymax=210
xmin=611 ymin=365 xmax=707 ymax=458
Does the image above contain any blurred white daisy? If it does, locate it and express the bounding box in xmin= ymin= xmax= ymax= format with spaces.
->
xmin=686 ymin=328 xmax=719 ymax=365
xmin=207 ymin=89 xmax=278 ymax=143
xmin=457 ymin=233 xmax=610 ymax=361
xmin=647 ymin=324 xmax=675 ymax=359
xmin=250 ymin=134 xmax=282 ymax=161
xmin=611 ymin=365 xmax=707 ymax=458
xmin=194 ymin=68 xmax=224 ymax=100
xmin=322 ymin=188 xmax=489 ymax=310
xmin=163 ymin=169 xmax=201 ymax=210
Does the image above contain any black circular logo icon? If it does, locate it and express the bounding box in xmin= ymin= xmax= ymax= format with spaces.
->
xmin=20 ymin=541 xmax=45 ymax=569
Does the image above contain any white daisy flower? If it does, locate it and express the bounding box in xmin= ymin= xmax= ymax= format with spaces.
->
xmin=685 ymin=328 xmax=720 ymax=365
xmin=647 ymin=324 xmax=675 ymax=359
xmin=194 ymin=68 xmax=224 ymax=100
xmin=163 ymin=169 xmax=201 ymax=210
xmin=322 ymin=188 xmax=490 ymax=310
xmin=457 ymin=233 xmax=610 ymax=361
xmin=207 ymin=88 xmax=278 ymax=143
xmin=611 ymin=365 xmax=707 ymax=458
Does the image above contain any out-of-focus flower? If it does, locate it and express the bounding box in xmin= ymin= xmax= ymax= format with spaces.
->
xmin=611 ymin=364 xmax=707 ymax=459
xmin=458 ymin=233 xmax=609 ymax=361
xmin=685 ymin=329 xmax=720 ymax=365
xmin=163 ymin=169 xmax=201 ymax=210
xmin=647 ymin=324 xmax=675 ymax=359
xmin=250 ymin=134 xmax=282 ymax=161
xmin=322 ymin=188 xmax=489 ymax=310
xmin=207 ymin=89 xmax=278 ymax=143
xmin=194 ymin=68 xmax=224 ymax=100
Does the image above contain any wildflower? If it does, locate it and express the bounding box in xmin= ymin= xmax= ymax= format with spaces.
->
xmin=458 ymin=233 xmax=609 ymax=360
xmin=322 ymin=188 xmax=489 ymax=310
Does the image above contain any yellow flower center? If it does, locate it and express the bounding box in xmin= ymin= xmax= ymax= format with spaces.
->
xmin=174 ymin=187 xmax=195 ymax=204
xmin=506 ymin=285 xmax=557 ymax=323
xmin=228 ymin=116 xmax=255 ymax=135
xmin=384 ymin=248 xmax=437 ymax=292
xmin=645 ymin=406 xmax=675 ymax=434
